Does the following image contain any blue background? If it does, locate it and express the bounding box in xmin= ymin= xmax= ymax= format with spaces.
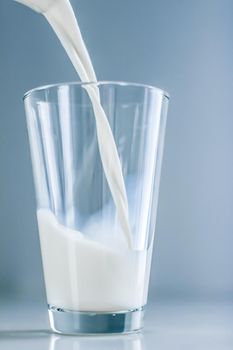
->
xmin=0 ymin=0 xmax=232 ymax=304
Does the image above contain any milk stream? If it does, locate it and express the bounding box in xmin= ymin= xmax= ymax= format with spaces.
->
xmin=14 ymin=0 xmax=152 ymax=311
xmin=15 ymin=0 xmax=132 ymax=248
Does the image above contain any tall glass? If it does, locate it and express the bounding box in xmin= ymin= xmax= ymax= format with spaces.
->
xmin=24 ymin=82 xmax=169 ymax=334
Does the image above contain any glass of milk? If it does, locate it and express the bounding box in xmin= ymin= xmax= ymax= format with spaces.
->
xmin=24 ymin=81 xmax=169 ymax=334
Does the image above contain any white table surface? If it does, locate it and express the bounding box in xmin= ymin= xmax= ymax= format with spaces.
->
xmin=0 ymin=299 xmax=232 ymax=349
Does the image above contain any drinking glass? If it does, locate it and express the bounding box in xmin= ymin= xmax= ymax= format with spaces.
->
xmin=24 ymin=81 xmax=169 ymax=334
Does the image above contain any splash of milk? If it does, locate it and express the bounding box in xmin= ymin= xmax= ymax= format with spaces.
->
xmin=15 ymin=0 xmax=132 ymax=247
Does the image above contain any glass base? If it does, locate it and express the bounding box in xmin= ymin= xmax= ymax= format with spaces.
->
xmin=48 ymin=304 xmax=145 ymax=335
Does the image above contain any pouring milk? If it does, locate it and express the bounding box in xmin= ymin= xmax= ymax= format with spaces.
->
xmin=15 ymin=0 xmax=132 ymax=248
xmin=15 ymin=0 xmax=152 ymax=311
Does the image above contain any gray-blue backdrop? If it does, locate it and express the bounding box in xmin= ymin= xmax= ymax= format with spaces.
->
xmin=0 ymin=0 xmax=232 ymax=303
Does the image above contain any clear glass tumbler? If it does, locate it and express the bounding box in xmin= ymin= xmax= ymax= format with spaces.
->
xmin=24 ymin=81 xmax=169 ymax=334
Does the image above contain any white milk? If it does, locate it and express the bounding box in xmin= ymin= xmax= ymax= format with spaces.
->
xmin=38 ymin=209 xmax=151 ymax=311
xmin=15 ymin=0 xmax=151 ymax=311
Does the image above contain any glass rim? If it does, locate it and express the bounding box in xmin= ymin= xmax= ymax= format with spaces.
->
xmin=23 ymin=81 xmax=170 ymax=101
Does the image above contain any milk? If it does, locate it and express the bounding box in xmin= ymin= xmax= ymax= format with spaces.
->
xmin=15 ymin=0 xmax=150 ymax=311
xmin=38 ymin=209 xmax=151 ymax=311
